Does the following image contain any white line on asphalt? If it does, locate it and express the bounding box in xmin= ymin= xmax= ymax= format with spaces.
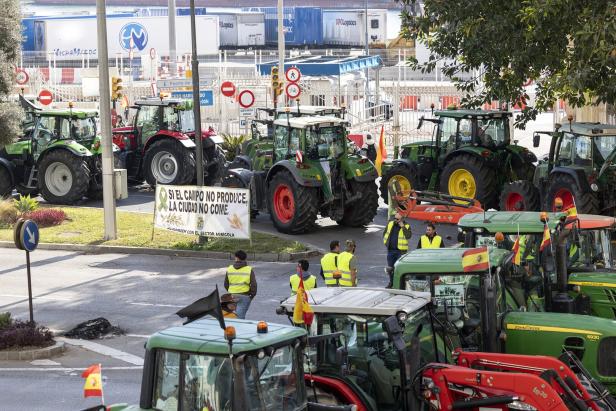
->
xmin=0 ymin=366 xmax=142 ymax=372
xmin=129 ymin=302 xmax=184 ymax=308
xmin=126 ymin=334 xmax=150 ymax=338
xmin=56 ymin=337 xmax=144 ymax=366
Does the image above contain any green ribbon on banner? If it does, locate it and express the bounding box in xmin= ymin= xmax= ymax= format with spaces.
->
xmin=158 ymin=188 xmax=169 ymax=211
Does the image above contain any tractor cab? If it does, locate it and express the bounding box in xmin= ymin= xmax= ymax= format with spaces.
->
xmin=458 ymin=210 xmax=616 ymax=319
xmin=250 ymin=106 xmax=345 ymax=142
xmin=392 ymin=245 xmax=616 ymax=393
xmin=278 ymin=287 xmax=437 ymax=411
xmin=108 ymin=318 xmax=354 ymax=411
xmin=380 ymin=109 xmax=536 ymax=209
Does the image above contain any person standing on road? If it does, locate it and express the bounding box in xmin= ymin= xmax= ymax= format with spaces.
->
xmin=383 ymin=212 xmax=412 ymax=287
xmin=417 ymin=223 xmax=445 ymax=249
xmin=224 ymin=250 xmax=256 ymax=319
xmin=290 ymin=259 xmax=317 ymax=295
xmin=338 ymin=240 xmax=358 ymax=287
xmin=321 ymin=240 xmax=341 ymax=287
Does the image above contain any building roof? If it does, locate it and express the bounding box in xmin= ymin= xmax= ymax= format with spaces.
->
xmin=146 ymin=318 xmax=306 ymax=356
xmin=257 ymin=55 xmax=383 ymax=77
xmin=395 ymin=248 xmax=510 ymax=274
xmin=458 ymin=211 xmax=616 ymax=233
xmin=560 ymin=122 xmax=616 ymax=136
xmin=279 ymin=287 xmax=430 ymax=316
xmin=433 ymin=109 xmax=512 ymax=119
xmin=273 ymin=115 xmax=347 ymax=128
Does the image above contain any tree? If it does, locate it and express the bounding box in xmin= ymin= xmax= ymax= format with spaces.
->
xmin=0 ymin=0 xmax=23 ymax=145
xmin=399 ymin=1 xmax=616 ymax=126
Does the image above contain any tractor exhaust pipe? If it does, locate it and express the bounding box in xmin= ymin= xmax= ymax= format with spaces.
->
xmin=552 ymin=227 xmax=575 ymax=313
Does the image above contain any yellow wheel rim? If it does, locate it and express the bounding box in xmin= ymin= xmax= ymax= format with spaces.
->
xmin=389 ymin=174 xmax=412 ymax=196
xmin=448 ymin=169 xmax=476 ymax=199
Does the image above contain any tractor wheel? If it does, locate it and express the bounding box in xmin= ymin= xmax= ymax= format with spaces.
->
xmin=268 ymin=170 xmax=319 ymax=234
xmin=546 ymin=174 xmax=599 ymax=214
xmin=338 ymin=180 xmax=379 ymax=227
xmin=440 ymin=154 xmax=497 ymax=209
xmin=144 ymin=140 xmax=196 ymax=187
xmin=499 ymin=180 xmax=540 ymax=211
xmin=38 ymin=150 xmax=90 ymax=204
xmin=380 ymin=163 xmax=418 ymax=204
xmin=0 ymin=166 xmax=13 ymax=198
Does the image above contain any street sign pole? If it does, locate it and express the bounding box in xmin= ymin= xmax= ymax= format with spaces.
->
xmin=14 ymin=219 xmax=39 ymax=323
xmin=168 ymin=0 xmax=177 ymax=77
xmin=96 ymin=0 xmax=118 ymax=240
xmin=277 ymin=0 xmax=285 ymax=107
xmin=26 ymin=251 xmax=33 ymax=323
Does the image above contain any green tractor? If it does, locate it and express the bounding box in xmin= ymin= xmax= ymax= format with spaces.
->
xmin=392 ymin=239 xmax=616 ymax=394
xmin=458 ymin=210 xmax=616 ymax=320
xmin=380 ymin=109 xmax=536 ymax=208
xmin=223 ymin=115 xmax=378 ymax=234
xmin=500 ymin=122 xmax=616 ymax=214
xmin=107 ymin=317 xmax=353 ymax=411
xmin=0 ymin=104 xmax=113 ymax=204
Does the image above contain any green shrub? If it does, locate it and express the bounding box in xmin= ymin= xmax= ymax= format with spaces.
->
xmin=13 ymin=194 xmax=38 ymax=214
xmin=0 ymin=312 xmax=11 ymax=329
xmin=221 ymin=134 xmax=248 ymax=161
xmin=0 ymin=200 xmax=18 ymax=227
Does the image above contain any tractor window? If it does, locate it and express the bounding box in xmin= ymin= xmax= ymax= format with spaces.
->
xmin=178 ymin=110 xmax=195 ymax=133
xmin=274 ymin=126 xmax=289 ymax=159
xmin=289 ymin=128 xmax=300 ymax=154
xmin=441 ymin=117 xmax=457 ymax=152
xmin=557 ymin=133 xmax=574 ymax=166
xmin=137 ymin=105 xmax=161 ymax=142
xmin=458 ymin=119 xmax=473 ymax=145
xmin=594 ymin=136 xmax=616 ymax=162
xmin=162 ymin=107 xmax=180 ymax=132
xmin=305 ymin=126 xmax=345 ymax=160
xmin=153 ymin=350 xmax=181 ymax=411
xmin=477 ymin=117 xmax=508 ymax=147
xmin=63 ymin=118 xmax=96 ymax=141
xmin=574 ymin=136 xmax=593 ymax=166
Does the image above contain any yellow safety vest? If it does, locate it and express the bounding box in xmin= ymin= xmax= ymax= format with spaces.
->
xmin=383 ymin=221 xmax=411 ymax=251
xmin=226 ymin=265 xmax=252 ymax=294
xmin=420 ymin=235 xmax=442 ymax=249
xmin=337 ymin=251 xmax=355 ymax=287
xmin=321 ymin=252 xmax=340 ymax=287
xmin=290 ymin=274 xmax=317 ymax=294
xmin=519 ymin=235 xmax=534 ymax=261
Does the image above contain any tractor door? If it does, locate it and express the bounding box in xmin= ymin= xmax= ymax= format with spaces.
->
xmin=135 ymin=105 xmax=161 ymax=148
xmin=31 ymin=115 xmax=58 ymax=161
xmin=554 ymin=133 xmax=575 ymax=167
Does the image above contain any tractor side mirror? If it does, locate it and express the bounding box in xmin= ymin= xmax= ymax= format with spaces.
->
xmin=417 ymin=116 xmax=425 ymax=130
xmin=533 ymin=133 xmax=540 ymax=148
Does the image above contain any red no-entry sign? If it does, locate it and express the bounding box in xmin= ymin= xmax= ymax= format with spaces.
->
xmin=38 ymin=89 xmax=53 ymax=106
xmin=220 ymin=81 xmax=236 ymax=97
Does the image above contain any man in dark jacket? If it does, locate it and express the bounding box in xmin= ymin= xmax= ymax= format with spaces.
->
xmin=224 ymin=250 xmax=257 ymax=319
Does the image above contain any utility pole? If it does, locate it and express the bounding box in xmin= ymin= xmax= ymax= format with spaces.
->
xmin=277 ymin=0 xmax=285 ymax=106
xmin=168 ymin=0 xmax=177 ymax=77
xmin=189 ymin=0 xmax=204 ymax=186
xmin=96 ymin=0 xmax=117 ymax=240
xmin=364 ymin=0 xmax=369 ymax=106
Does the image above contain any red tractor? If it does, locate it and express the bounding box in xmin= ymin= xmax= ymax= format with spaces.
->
xmin=112 ymin=98 xmax=225 ymax=186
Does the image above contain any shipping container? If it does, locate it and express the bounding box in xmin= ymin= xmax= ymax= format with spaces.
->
xmin=322 ymin=9 xmax=387 ymax=47
xmin=209 ymin=12 xmax=265 ymax=47
xmin=262 ymin=7 xmax=323 ymax=47
xmin=34 ymin=15 xmax=219 ymax=61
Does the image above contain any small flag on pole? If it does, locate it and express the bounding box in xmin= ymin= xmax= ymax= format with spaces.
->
xmin=292 ymin=275 xmax=314 ymax=326
xmin=511 ymin=236 xmax=521 ymax=266
xmin=374 ymin=125 xmax=387 ymax=176
xmin=565 ymin=205 xmax=578 ymax=223
xmin=82 ymin=364 xmax=103 ymax=399
xmin=296 ymin=150 xmax=303 ymax=164
xmin=462 ymin=247 xmax=490 ymax=272
xmin=540 ymin=224 xmax=551 ymax=252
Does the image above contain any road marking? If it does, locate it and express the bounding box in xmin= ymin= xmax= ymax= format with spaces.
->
xmin=126 ymin=334 xmax=150 ymax=338
xmin=129 ymin=302 xmax=184 ymax=308
xmin=56 ymin=337 xmax=144 ymax=365
xmin=30 ymin=359 xmax=60 ymax=366
xmin=0 ymin=366 xmax=142 ymax=372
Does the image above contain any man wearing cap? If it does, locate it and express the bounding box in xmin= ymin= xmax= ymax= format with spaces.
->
xmin=290 ymin=259 xmax=317 ymax=295
xmin=224 ymin=250 xmax=257 ymax=319
xmin=337 ymin=240 xmax=358 ymax=287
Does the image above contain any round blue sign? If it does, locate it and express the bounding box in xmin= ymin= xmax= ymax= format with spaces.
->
xmin=20 ymin=220 xmax=39 ymax=252
xmin=119 ymin=22 xmax=148 ymax=51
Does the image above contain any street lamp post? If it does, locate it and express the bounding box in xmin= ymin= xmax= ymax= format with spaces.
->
xmin=168 ymin=0 xmax=177 ymax=77
xmin=277 ymin=0 xmax=285 ymax=106
xmin=189 ymin=0 xmax=204 ymax=186
xmin=96 ymin=0 xmax=117 ymax=240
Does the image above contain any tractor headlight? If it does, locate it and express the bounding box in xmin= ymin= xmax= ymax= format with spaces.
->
xmin=508 ymin=401 xmax=537 ymax=410
xmin=591 ymin=183 xmax=599 ymax=191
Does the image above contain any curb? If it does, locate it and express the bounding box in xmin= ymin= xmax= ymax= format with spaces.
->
xmin=0 ymin=241 xmax=321 ymax=262
xmin=0 ymin=341 xmax=65 ymax=361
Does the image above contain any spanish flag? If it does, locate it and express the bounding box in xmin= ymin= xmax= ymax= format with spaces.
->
xmin=462 ymin=247 xmax=489 ymax=272
xmin=540 ymin=224 xmax=551 ymax=252
xmin=374 ymin=125 xmax=387 ymax=176
xmin=292 ymin=276 xmax=314 ymax=326
xmin=511 ymin=237 xmax=521 ymax=266
xmin=565 ymin=206 xmax=578 ymax=223
xmin=82 ymin=364 xmax=103 ymax=398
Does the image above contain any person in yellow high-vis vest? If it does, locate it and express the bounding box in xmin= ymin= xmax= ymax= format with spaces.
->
xmin=337 ymin=240 xmax=358 ymax=287
xmin=224 ymin=250 xmax=256 ymax=319
xmin=383 ymin=212 xmax=412 ymax=287
xmin=290 ymin=259 xmax=318 ymax=295
xmin=417 ymin=223 xmax=445 ymax=249
xmin=320 ymin=240 xmax=341 ymax=287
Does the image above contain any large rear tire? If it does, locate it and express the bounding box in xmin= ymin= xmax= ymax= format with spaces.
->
xmin=499 ymin=180 xmax=540 ymax=211
xmin=0 ymin=166 xmax=13 ymax=198
xmin=546 ymin=173 xmax=599 ymax=214
xmin=440 ymin=154 xmax=497 ymax=209
xmin=144 ymin=140 xmax=196 ymax=187
xmin=38 ymin=150 xmax=90 ymax=204
xmin=268 ymin=170 xmax=319 ymax=234
xmin=380 ymin=163 xmax=418 ymax=204
xmin=339 ymin=180 xmax=378 ymax=227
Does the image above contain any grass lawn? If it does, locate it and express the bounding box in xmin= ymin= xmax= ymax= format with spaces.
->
xmin=0 ymin=207 xmax=307 ymax=254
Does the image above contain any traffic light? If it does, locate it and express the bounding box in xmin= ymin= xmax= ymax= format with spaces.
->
xmin=271 ymin=66 xmax=283 ymax=99
xmin=111 ymin=77 xmax=123 ymax=101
